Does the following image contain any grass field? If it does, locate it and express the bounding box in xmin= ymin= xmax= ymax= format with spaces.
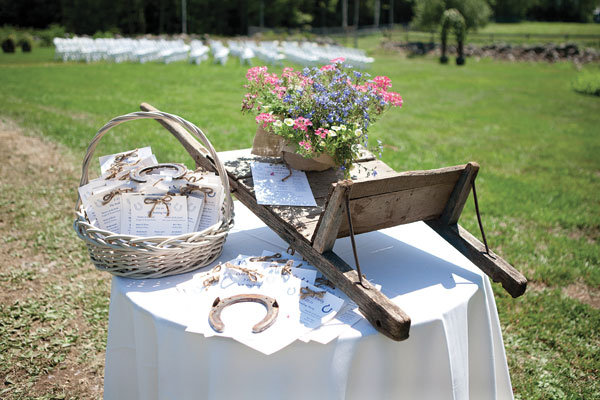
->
xmin=346 ymin=21 xmax=600 ymax=49
xmin=1 ymin=46 xmax=599 ymax=398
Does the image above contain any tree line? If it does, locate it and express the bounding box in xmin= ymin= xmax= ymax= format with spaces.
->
xmin=0 ymin=0 xmax=597 ymax=36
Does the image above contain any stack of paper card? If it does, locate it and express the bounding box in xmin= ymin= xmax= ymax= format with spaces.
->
xmin=177 ymin=252 xmax=368 ymax=355
xmin=77 ymin=147 xmax=225 ymax=237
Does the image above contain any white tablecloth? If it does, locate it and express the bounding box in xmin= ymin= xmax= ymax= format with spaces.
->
xmin=104 ymin=201 xmax=514 ymax=400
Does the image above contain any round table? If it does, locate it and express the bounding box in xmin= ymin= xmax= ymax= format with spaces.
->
xmin=103 ymin=201 xmax=514 ymax=400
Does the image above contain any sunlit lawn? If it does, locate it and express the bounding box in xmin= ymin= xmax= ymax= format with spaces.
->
xmin=0 ymin=46 xmax=599 ymax=398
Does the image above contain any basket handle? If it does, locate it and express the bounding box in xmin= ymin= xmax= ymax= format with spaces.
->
xmin=76 ymin=110 xmax=233 ymax=223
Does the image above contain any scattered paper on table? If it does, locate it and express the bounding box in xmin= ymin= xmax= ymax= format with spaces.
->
xmin=250 ymin=162 xmax=317 ymax=207
xmin=180 ymin=254 xmax=344 ymax=355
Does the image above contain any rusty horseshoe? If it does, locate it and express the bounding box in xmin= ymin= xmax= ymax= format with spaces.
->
xmin=130 ymin=163 xmax=186 ymax=183
xmin=208 ymin=294 xmax=279 ymax=333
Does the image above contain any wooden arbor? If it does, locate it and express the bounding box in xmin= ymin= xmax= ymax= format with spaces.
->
xmin=141 ymin=102 xmax=527 ymax=341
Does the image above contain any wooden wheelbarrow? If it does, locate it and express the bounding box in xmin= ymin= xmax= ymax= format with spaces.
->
xmin=142 ymin=102 xmax=527 ymax=341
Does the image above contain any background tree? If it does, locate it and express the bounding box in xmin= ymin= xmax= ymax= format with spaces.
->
xmin=412 ymin=0 xmax=491 ymax=31
xmin=492 ymin=0 xmax=536 ymax=22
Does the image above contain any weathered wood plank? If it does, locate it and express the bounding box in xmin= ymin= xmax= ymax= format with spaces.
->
xmin=337 ymin=183 xmax=456 ymax=238
xmin=439 ymin=162 xmax=479 ymax=226
xmin=140 ymin=103 xmax=216 ymax=173
xmin=349 ymin=164 xmax=466 ymax=200
xmin=232 ymin=182 xmax=411 ymax=341
xmin=426 ymin=219 xmax=527 ymax=298
xmin=312 ymin=181 xmax=352 ymax=253
xmin=237 ymin=177 xmax=323 ymax=241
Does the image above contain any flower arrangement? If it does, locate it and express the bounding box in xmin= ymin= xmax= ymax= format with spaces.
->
xmin=241 ymin=58 xmax=403 ymax=175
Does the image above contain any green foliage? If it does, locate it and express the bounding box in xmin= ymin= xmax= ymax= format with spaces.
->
xmin=1 ymin=33 xmax=16 ymax=53
xmin=572 ymin=69 xmax=600 ymax=97
xmin=526 ymin=0 xmax=598 ymax=23
xmin=18 ymin=33 xmax=33 ymax=52
xmin=413 ymin=0 xmax=492 ymax=31
xmin=440 ymin=9 xmax=466 ymax=64
xmin=492 ymin=0 xmax=537 ymax=22
xmin=37 ymin=24 xmax=68 ymax=47
xmin=92 ymin=30 xmax=115 ymax=39
xmin=441 ymin=9 xmax=466 ymax=42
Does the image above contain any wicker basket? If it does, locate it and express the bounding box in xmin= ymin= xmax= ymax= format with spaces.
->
xmin=73 ymin=110 xmax=234 ymax=279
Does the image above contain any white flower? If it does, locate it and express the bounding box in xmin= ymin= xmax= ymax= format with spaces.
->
xmin=329 ymin=131 xmax=337 ymax=137
xmin=273 ymin=120 xmax=283 ymax=127
xmin=331 ymin=125 xmax=341 ymax=131
xmin=340 ymin=125 xmax=347 ymax=131
xmin=355 ymin=128 xmax=362 ymax=137
xmin=284 ymin=118 xmax=294 ymax=126
xmin=263 ymin=105 xmax=270 ymax=111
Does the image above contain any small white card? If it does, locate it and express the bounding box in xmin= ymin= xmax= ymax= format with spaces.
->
xmin=129 ymin=195 xmax=188 ymax=237
xmin=99 ymin=147 xmax=154 ymax=174
xmin=100 ymin=156 xmax=157 ymax=181
xmin=196 ymin=183 xmax=224 ymax=231
xmin=88 ymin=185 xmax=127 ymax=233
xmin=250 ymin=162 xmax=317 ymax=207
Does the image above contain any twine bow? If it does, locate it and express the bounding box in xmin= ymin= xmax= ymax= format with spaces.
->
xmin=144 ymin=195 xmax=173 ymax=217
xmin=104 ymin=158 xmax=140 ymax=180
xmin=101 ymin=188 xmax=133 ymax=205
xmin=300 ymin=287 xmax=326 ymax=300
xmin=224 ymin=262 xmax=263 ymax=282
xmin=113 ymin=149 xmax=138 ymax=164
xmin=249 ymin=253 xmax=283 ymax=262
xmin=180 ymin=184 xmax=214 ymax=198
xmin=281 ymin=260 xmax=294 ymax=276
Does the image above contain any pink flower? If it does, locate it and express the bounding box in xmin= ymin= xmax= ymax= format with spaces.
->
xmin=373 ymin=76 xmax=392 ymax=90
xmin=299 ymin=140 xmax=312 ymax=151
xmin=264 ymin=73 xmax=279 ymax=85
xmin=272 ymin=85 xmax=287 ymax=99
xmin=320 ymin=64 xmax=336 ymax=72
xmin=246 ymin=66 xmax=268 ymax=82
xmin=293 ymin=117 xmax=313 ymax=131
xmin=315 ymin=128 xmax=329 ymax=139
xmin=330 ymin=57 xmax=345 ymax=63
xmin=282 ymin=67 xmax=295 ymax=78
xmin=255 ymin=113 xmax=276 ymax=128
xmin=383 ymin=92 xmax=403 ymax=107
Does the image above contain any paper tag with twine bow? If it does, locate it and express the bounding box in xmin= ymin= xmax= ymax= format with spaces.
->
xmin=128 ymin=194 xmax=188 ymax=237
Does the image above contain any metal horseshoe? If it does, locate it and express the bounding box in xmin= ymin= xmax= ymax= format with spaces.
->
xmin=208 ymin=294 xmax=279 ymax=334
xmin=130 ymin=163 xmax=186 ymax=183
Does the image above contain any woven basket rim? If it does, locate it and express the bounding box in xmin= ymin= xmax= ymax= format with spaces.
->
xmin=74 ymin=110 xmax=235 ymax=278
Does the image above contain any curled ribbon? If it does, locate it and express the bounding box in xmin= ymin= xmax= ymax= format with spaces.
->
xmin=144 ymin=195 xmax=173 ymax=217
xmin=101 ymin=188 xmax=133 ymax=205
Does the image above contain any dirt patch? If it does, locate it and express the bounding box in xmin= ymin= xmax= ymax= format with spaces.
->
xmin=525 ymin=280 xmax=600 ymax=310
xmin=0 ymin=117 xmax=107 ymax=399
xmin=563 ymin=280 xmax=600 ymax=310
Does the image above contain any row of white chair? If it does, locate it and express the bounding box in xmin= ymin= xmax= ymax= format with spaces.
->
xmin=53 ymin=37 xmax=374 ymax=68
xmin=54 ymin=38 xmax=192 ymax=64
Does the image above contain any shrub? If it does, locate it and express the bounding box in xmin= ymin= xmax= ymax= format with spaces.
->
xmin=93 ymin=31 xmax=114 ymax=39
xmin=38 ymin=24 xmax=67 ymax=47
xmin=19 ymin=33 xmax=34 ymax=52
xmin=572 ymin=70 xmax=600 ymax=97
xmin=1 ymin=33 xmax=16 ymax=53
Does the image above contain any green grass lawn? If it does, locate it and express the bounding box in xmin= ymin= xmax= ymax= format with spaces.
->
xmin=1 ymin=47 xmax=599 ymax=398
xmin=351 ymin=22 xmax=600 ymax=49
xmin=480 ymin=22 xmax=600 ymax=35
